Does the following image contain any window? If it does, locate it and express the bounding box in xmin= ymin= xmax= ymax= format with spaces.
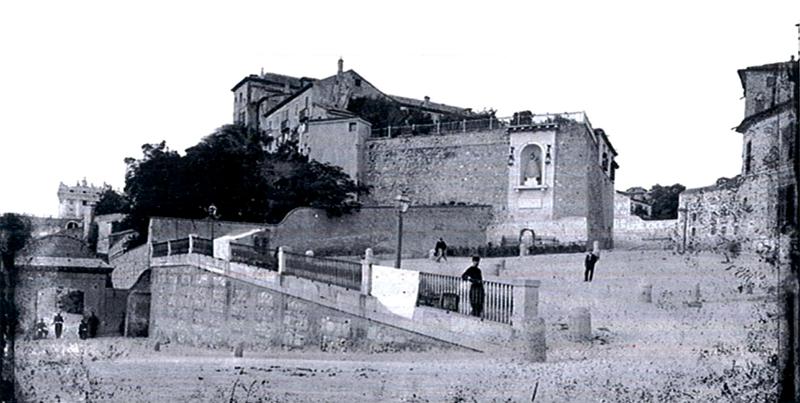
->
xmin=766 ymin=76 xmax=776 ymax=87
xmin=691 ymin=228 xmax=696 ymax=237
xmin=519 ymin=144 xmax=544 ymax=186
xmin=778 ymin=185 xmax=796 ymax=230
xmin=691 ymin=213 xmax=697 ymax=222
xmin=355 ymin=78 xmax=362 ymax=87
xmin=349 ymin=122 xmax=357 ymax=132
xmin=601 ymin=152 xmax=609 ymax=172
xmin=744 ymin=141 xmax=752 ymax=174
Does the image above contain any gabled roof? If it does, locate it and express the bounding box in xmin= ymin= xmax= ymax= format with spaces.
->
xmin=260 ymin=85 xmax=313 ymax=119
xmin=389 ymin=95 xmax=472 ymax=116
xmin=231 ymin=72 xmax=311 ymax=92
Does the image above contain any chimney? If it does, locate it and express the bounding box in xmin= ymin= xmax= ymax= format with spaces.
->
xmin=423 ymin=96 xmax=430 ymax=106
xmin=337 ymin=57 xmax=344 ymax=75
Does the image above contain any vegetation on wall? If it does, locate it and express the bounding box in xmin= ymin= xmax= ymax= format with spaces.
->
xmin=122 ymin=124 xmax=370 ymax=245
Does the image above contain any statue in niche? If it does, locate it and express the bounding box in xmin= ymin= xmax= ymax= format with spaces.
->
xmin=524 ymin=148 xmax=543 ymax=186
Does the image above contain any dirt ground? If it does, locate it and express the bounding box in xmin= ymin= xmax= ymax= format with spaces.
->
xmin=16 ymin=250 xmax=784 ymax=402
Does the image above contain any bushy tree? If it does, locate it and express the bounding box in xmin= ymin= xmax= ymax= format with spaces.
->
xmin=647 ymin=183 xmax=686 ymax=220
xmin=123 ymin=124 xmax=370 ymax=243
xmin=94 ymin=187 xmax=130 ymax=216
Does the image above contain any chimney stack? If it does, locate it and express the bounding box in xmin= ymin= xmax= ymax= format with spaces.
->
xmin=338 ymin=57 xmax=344 ymax=75
xmin=424 ymin=96 xmax=430 ymax=105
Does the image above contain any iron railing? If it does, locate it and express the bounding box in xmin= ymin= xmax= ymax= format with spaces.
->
xmin=152 ymin=241 xmax=170 ymax=257
xmin=369 ymin=112 xmax=593 ymax=139
xmin=193 ymin=237 xmax=214 ymax=256
xmin=416 ymin=272 xmax=514 ymax=325
xmin=231 ymin=242 xmax=277 ymax=271
xmin=171 ymin=238 xmax=190 ymax=255
xmin=283 ymin=252 xmax=362 ymax=291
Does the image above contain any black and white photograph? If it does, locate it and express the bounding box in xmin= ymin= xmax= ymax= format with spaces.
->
xmin=1 ymin=1 xmax=800 ymax=401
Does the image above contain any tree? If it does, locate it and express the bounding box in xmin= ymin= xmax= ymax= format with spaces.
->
xmin=123 ymin=124 xmax=370 ymax=243
xmin=647 ymin=183 xmax=686 ymax=220
xmin=94 ymin=187 xmax=130 ymax=216
xmin=0 ymin=213 xmax=32 ymax=400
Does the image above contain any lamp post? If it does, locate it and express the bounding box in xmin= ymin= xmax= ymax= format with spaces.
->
xmin=394 ymin=194 xmax=410 ymax=268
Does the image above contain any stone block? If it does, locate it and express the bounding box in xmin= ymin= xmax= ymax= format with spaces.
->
xmin=520 ymin=317 xmax=547 ymax=362
xmin=568 ymin=307 xmax=591 ymax=342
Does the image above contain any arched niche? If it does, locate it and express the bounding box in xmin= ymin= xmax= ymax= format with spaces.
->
xmin=519 ymin=143 xmax=544 ymax=186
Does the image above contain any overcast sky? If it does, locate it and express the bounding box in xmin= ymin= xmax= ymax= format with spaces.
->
xmin=1 ymin=1 xmax=798 ymax=217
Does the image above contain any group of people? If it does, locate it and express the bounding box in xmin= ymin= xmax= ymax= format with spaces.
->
xmin=33 ymin=311 xmax=100 ymax=340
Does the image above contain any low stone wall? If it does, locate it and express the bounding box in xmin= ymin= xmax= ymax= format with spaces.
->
xmin=488 ymin=216 xmax=588 ymax=246
xmin=110 ymin=244 xmax=149 ymax=289
xmin=613 ymin=217 xmax=677 ymax=250
xmin=149 ymin=253 xmax=544 ymax=357
xmin=150 ymin=263 xmax=460 ymax=353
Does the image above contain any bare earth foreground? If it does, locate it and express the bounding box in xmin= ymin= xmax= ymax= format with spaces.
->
xmin=16 ymin=250 xmax=782 ymax=402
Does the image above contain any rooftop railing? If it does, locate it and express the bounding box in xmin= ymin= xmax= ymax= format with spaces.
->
xmin=369 ymin=111 xmax=592 ymax=139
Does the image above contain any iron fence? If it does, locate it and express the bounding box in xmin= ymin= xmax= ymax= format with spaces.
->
xmin=370 ymin=117 xmax=508 ymax=138
xmin=152 ymin=241 xmax=169 ymax=257
xmin=416 ymin=272 xmax=514 ymax=325
xmin=231 ymin=242 xmax=277 ymax=271
xmin=171 ymin=238 xmax=190 ymax=255
xmin=369 ymin=112 xmax=593 ymax=139
xmin=283 ymin=252 xmax=362 ymax=291
xmin=193 ymin=237 xmax=214 ymax=256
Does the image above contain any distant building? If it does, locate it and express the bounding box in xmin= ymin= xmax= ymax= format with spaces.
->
xmin=14 ymin=233 xmax=115 ymax=337
xmin=616 ymin=188 xmax=653 ymax=218
xmin=58 ymin=179 xmax=103 ymax=219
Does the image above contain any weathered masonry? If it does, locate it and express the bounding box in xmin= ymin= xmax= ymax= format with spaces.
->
xmin=233 ymin=60 xmax=619 ymax=248
xmin=149 ymin=237 xmax=545 ymax=359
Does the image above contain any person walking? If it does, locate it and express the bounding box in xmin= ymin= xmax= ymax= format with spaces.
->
xmin=53 ymin=312 xmax=64 ymax=339
xmin=461 ymin=256 xmax=485 ymax=317
xmin=34 ymin=319 xmax=48 ymax=340
xmin=435 ymin=238 xmax=448 ymax=262
xmin=584 ymin=249 xmax=599 ymax=282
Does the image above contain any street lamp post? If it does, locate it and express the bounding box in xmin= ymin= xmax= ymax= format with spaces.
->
xmin=394 ymin=194 xmax=410 ymax=268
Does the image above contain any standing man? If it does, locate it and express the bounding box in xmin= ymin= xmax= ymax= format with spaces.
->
xmin=53 ymin=312 xmax=64 ymax=339
xmin=87 ymin=311 xmax=100 ymax=338
xmin=584 ymin=248 xmax=600 ymax=282
xmin=461 ymin=256 xmax=485 ymax=317
xmin=435 ymin=238 xmax=448 ymax=262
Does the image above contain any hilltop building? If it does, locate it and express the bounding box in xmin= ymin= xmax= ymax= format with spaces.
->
xmin=58 ymin=179 xmax=103 ymax=219
xmin=233 ymin=60 xmax=619 ymax=247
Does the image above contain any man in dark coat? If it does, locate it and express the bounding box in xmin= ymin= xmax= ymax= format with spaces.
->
xmin=87 ymin=311 xmax=100 ymax=338
xmin=584 ymin=251 xmax=599 ymax=282
xmin=53 ymin=312 xmax=64 ymax=339
xmin=78 ymin=318 xmax=88 ymax=340
xmin=435 ymin=238 xmax=448 ymax=262
xmin=461 ymin=256 xmax=485 ymax=317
